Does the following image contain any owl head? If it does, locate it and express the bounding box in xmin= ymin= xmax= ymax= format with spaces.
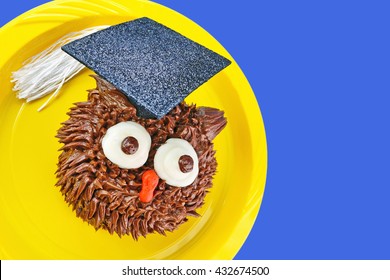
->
xmin=56 ymin=76 xmax=227 ymax=239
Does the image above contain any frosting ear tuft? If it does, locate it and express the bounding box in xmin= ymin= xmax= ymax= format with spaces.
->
xmin=196 ymin=107 xmax=227 ymax=141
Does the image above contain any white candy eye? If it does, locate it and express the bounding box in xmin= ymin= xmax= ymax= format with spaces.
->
xmin=154 ymin=138 xmax=199 ymax=187
xmin=102 ymin=121 xmax=151 ymax=169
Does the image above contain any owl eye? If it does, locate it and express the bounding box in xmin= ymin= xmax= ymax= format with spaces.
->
xmin=102 ymin=121 xmax=151 ymax=169
xmin=154 ymin=138 xmax=199 ymax=187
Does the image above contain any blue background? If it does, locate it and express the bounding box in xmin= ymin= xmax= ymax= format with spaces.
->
xmin=1 ymin=0 xmax=390 ymax=260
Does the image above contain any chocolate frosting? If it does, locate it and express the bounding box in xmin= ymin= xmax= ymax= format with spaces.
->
xmin=56 ymin=76 xmax=227 ymax=240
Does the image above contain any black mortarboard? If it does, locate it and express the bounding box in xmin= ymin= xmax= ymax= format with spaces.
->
xmin=62 ymin=17 xmax=231 ymax=119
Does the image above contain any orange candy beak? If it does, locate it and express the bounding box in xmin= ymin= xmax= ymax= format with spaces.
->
xmin=139 ymin=169 xmax=160 ymax=203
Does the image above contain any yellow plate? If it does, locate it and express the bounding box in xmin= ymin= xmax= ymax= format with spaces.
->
xmin=0 ymin=0 xmax=267 ymax=259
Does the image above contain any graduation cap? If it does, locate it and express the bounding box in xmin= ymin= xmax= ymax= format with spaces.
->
xmin=60 ymin=17 xmax=231 ymax=119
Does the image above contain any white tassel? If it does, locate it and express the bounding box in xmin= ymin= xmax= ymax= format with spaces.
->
xmin=11 ymin=26 xmax=110 ymax=111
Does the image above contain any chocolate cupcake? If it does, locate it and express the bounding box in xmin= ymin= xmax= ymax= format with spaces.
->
xmin=56 ymin=76 xmax=227 ymax=239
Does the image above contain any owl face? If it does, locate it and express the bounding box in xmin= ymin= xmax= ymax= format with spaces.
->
xmin=56 ymin=76 xmax=226 ymax=240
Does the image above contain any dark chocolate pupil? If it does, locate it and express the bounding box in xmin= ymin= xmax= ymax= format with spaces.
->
xmin=121 ymin=136 xmax=139 ymax=155
xmin=179 ymin=155 xmax=194 ymax=173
